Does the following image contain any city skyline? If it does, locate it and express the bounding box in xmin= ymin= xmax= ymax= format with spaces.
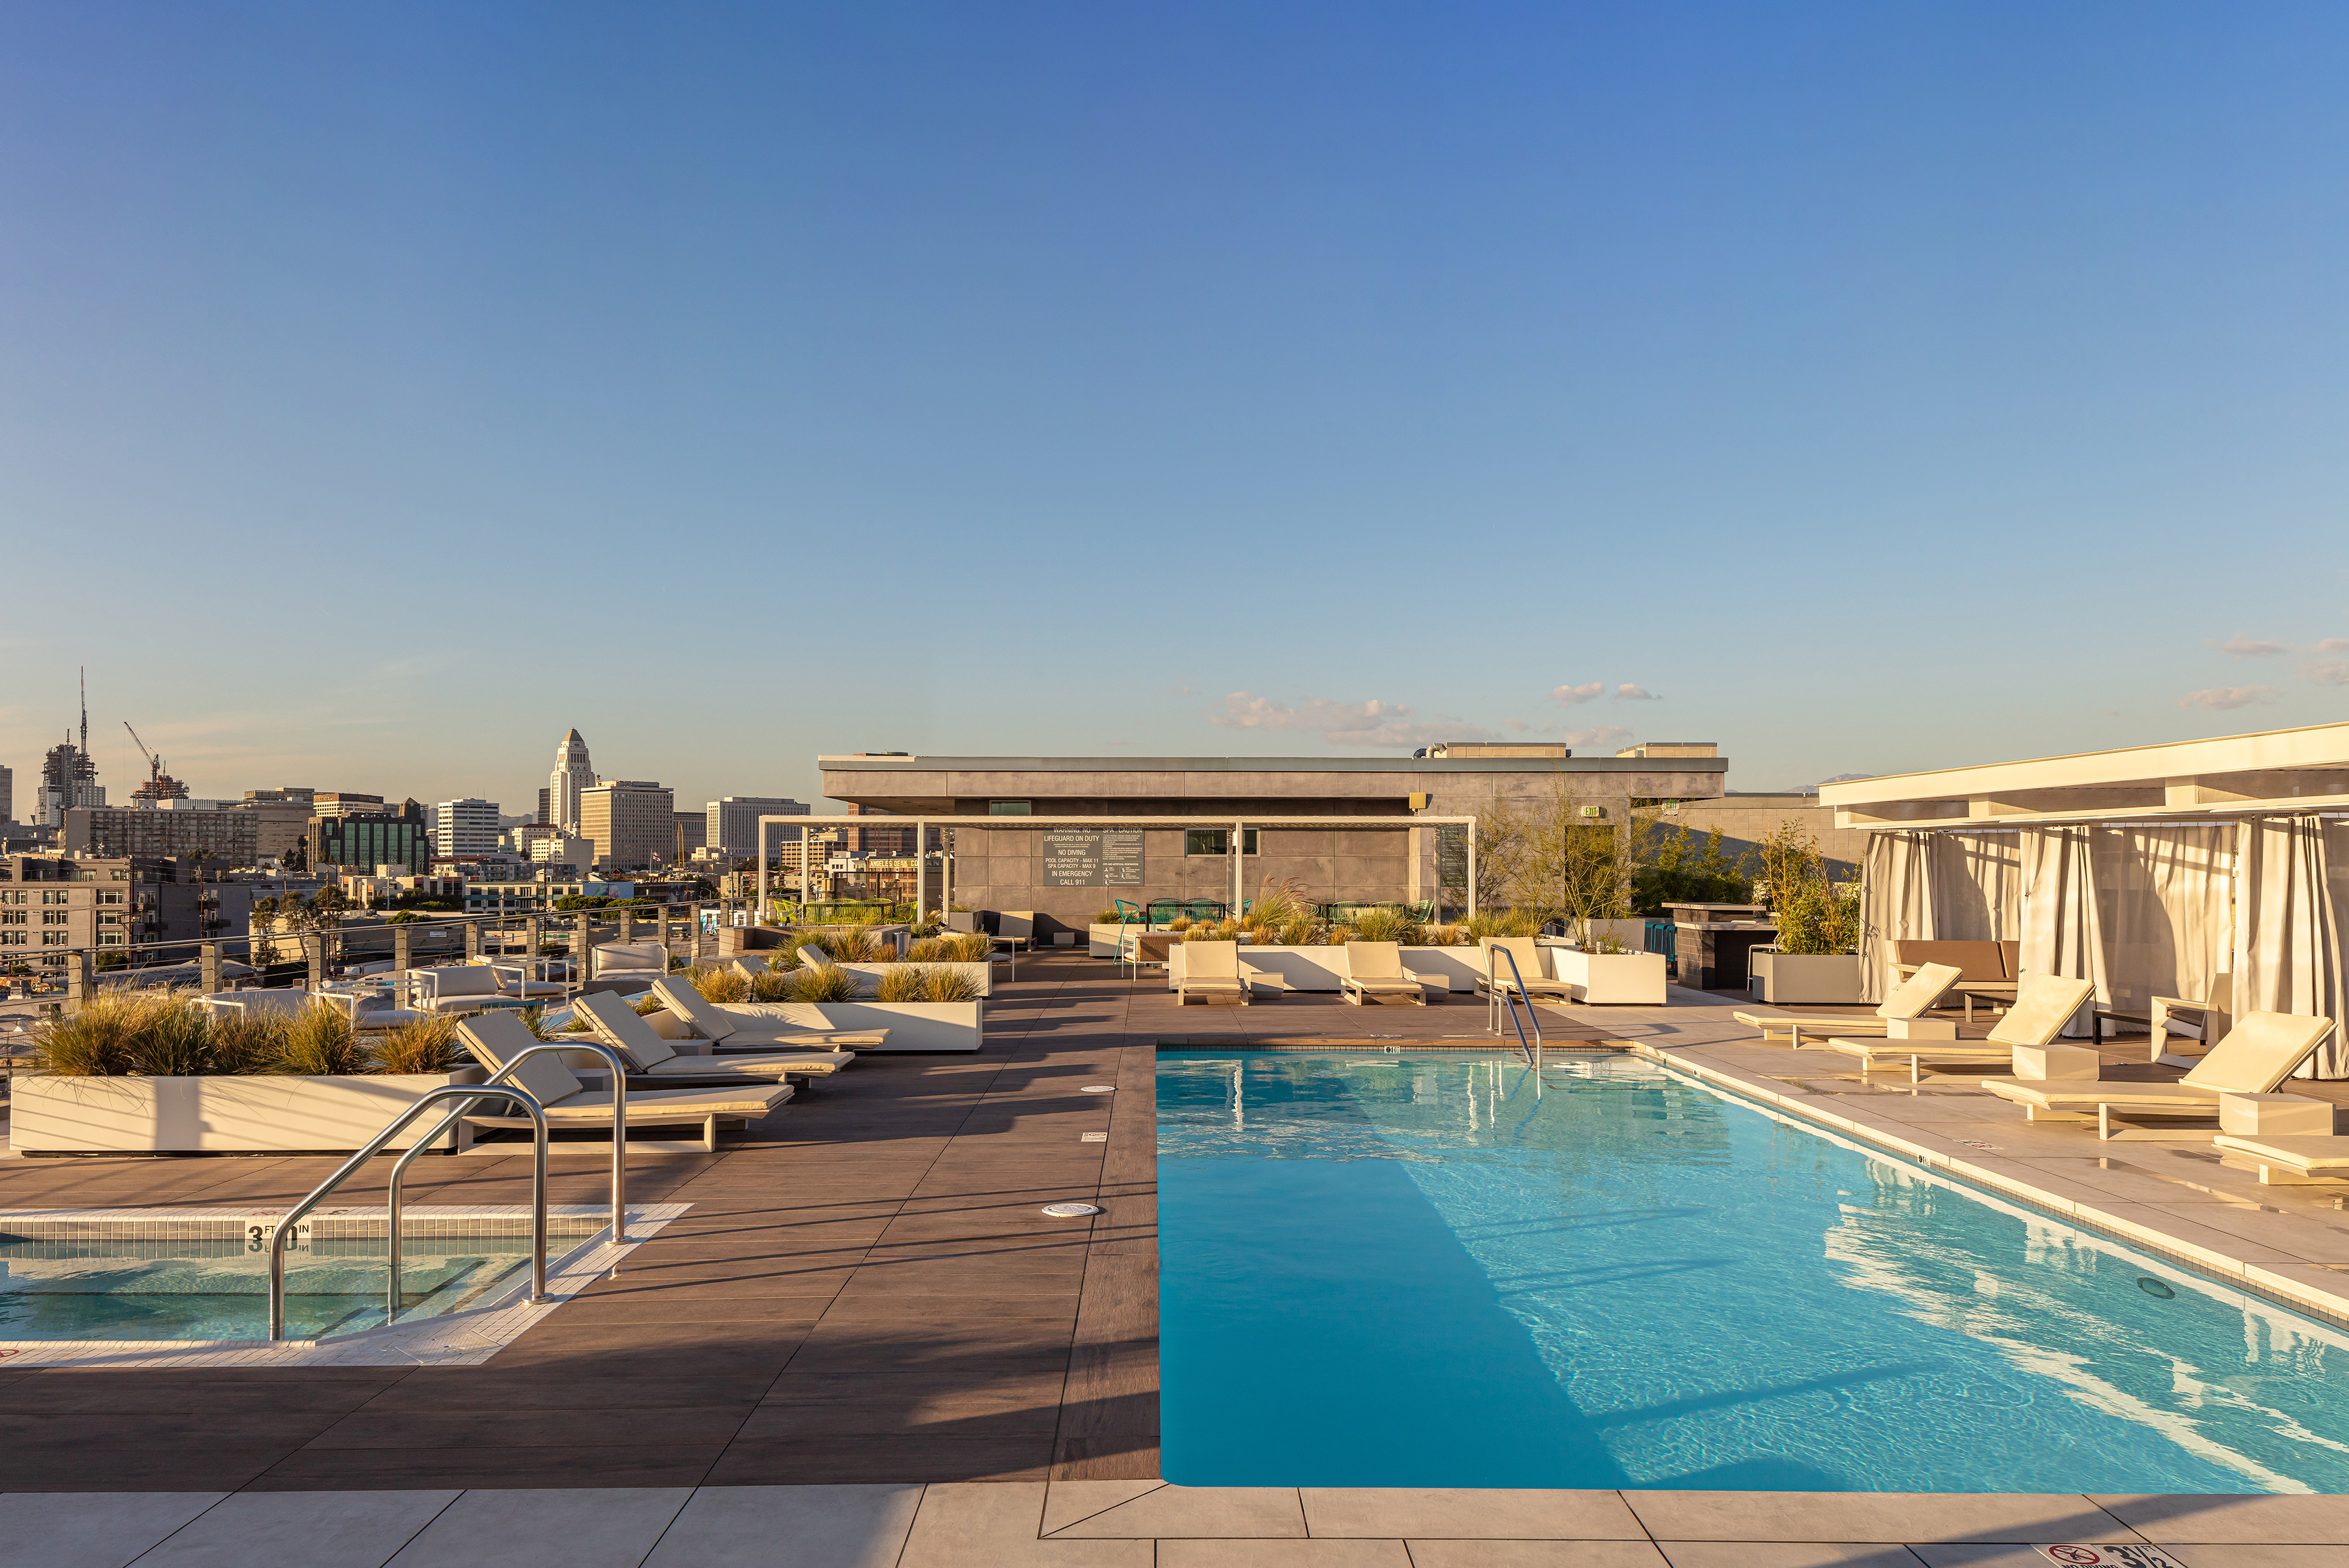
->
xmin=7 ymin=5 xmax=2349 ymax=805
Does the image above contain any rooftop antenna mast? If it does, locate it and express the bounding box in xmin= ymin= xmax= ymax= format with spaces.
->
xmin=80 ymin=668 xmax=87 ymax=759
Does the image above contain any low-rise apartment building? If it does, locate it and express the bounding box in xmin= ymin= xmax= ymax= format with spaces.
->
xmin=0 ymin=853 xmax=258 ymax=974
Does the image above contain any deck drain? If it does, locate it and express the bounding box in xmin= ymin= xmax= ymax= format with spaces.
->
xmin=1081 ymin=1132 xmax=1108 ymax=1143
xmin=1041 ymin=1203 xmax=1102 ymax=1218
xmin=1081 ymin=1084 xmax=1115 ymax=1093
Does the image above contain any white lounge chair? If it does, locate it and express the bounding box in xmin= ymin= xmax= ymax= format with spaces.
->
xmin=2211 ymin=1132 xmax=2349 ymax=1184
xmin=452 ymin=1011 xmax=793 ymax=1153
xmin=1341 ymin=942 xmax=1433 ymax=1006
xmin=1476 ymin=938 xmax=1571 ymax=1002
xmin=796 ymin=945 xmax=837 ymax=970
xmin=1980 ymin=1011 xmax=2339 ymax=1140
xmin=651 ymin=977 xmax=887 ymax=1052
xmin=1733 ymin=962 xmax=1964 ymax=1048
xmin=1176 ymin=940 xmax=1264 ymax=1006
xmin=571 ymin=991 xmax=853 ymax=1080
xmin=1817 ymin=975 xmax=2098 ymax=1081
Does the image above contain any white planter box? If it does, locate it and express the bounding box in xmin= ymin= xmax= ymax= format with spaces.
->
xmin=1167 ymin=945 xmax=1469 ymax=994
xmin=718 ymin=1001 xmax=984 ymax=1052
xmin=840 ymin=961 xmax=992 ymax=999
xmin=1550 ymin=950 xmax=1668 ymax=1005
xmin=1749 ymin=952 xmax=1865 ymax=1006
xmin=10 ymin=1072 xmax=485 ymax=1155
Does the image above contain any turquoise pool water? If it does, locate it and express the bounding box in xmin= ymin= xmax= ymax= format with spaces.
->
xmin=0 ymin=1233 xmax=539 ymax=1341
xmin=1159 ymin=1051 xmax=2349 ymax=1492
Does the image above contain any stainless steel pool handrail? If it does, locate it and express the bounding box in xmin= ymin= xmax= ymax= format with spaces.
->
xmin=382 ymin=1040 xmax=632 ymax=1323
xmin=1486 ymin=945 xmax=1543 ymax=1071
xmin=267 ymin=1083 xmax=549 ymax=1341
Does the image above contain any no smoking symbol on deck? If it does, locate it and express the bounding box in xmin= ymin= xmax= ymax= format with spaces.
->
xmin=2036 ymin=1548 xmax=2185 ymax=1568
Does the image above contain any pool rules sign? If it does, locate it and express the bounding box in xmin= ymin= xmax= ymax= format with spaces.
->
xmin=1041 ymin=830 xmax=1143 ymax=888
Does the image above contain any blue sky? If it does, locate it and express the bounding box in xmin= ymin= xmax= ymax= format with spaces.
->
xmin=5 ymin=2 xmax=2348 ymax=814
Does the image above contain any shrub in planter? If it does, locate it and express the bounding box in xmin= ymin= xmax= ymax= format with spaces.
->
xmin=908 ymin=938 xmax=949 ymax=962
xmin=790 ymin=964 xmax=858 ymax=1004
xmin=943 ymin=932 xmax=992 ymax=964
xmin=749 ymin=970 xmax=793 ymax=1002
xmin=273 ymin=1003 xmax=366 ymax=1076
xmin=371 ymin=1017 xmax=467 ymax=1075
xmin=1351 ymin=909 xmax=1422 ymax=945
xmin=826 ymin=927 xmax=882 ymax=964
xmin=876 ymin=964 xmax=984 ymax=1004
xmin=693 ymin=968 xmax=749 ymax=1004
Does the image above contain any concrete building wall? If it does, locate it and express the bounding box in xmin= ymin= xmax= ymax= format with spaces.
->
xmin=1657 ymin=794 xmax=1865 ymax=881
xmin=64 ymin=808 xmax=260 ymax=864
xmin=709 ymin=797 xmax=806 ymax=855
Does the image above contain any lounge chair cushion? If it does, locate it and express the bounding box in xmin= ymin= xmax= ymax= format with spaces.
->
xmin=1892 ymin=940 xmax=2006 ymax=984
xmin=455 ymin=1012 xmax=587 ymax=1107
xmin=652 ymin=977 xmax=745 ymax=1043
xmin=1984 ymin=975 xmax=2098 ymax=1049
xmin=574 ymin=991 xmax=683 ymax=1069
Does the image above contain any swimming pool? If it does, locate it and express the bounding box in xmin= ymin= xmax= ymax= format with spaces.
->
xmin=1159 ymin=1051 xmax=2349 ymax=1493
xmin=0 ymin=1216 xmax=567 ymax=1342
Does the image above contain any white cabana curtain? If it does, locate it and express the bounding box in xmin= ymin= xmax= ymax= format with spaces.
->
xmin=2091 ymin=825 xmax=2232 ymax=1021
xmin=2019 ymin=825 xmax=2106 ymax=1038
xmin=2235 ymin=817 xmax=2348 ymax=1080
xmin=1857 ymin=831 xmax=1935 ymax=1003
xmin=1928 ymin=831 xmax=2022 ymax=941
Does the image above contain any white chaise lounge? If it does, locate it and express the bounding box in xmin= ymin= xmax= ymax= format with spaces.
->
xmin=1475 ymin=938 xmax=1570 ymax=1002
xmin=453 ymin=1011 xmax=793 ymax=1153
xmin=652 ymin=977 xmax=889 ymax=1052
xmin=1979 ymin=1011 xmax=2339 ymax=1141
xmin=1733 ymin=962 xmax=1963 ymax=1049
xmin=1817 ymin=974 xmax=2098 ymax=1081
xmin=571 ymin=991 xmax=853 ymax=1080
xmin=1341 ymin=942 xmax=1434 ymax=1006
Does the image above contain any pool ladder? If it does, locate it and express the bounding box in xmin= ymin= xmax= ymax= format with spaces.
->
xmin=1486 ymin=945 xmax=1543 ymax=1071
xmin=264 ymin=1041 xmax=632 ymax=1341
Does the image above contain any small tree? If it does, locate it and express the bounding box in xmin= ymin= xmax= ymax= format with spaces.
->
xmin=1755 ymin=821 xmax=1857 ymax=954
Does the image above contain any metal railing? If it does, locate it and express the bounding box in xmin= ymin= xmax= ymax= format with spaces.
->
xmin=1485 ymin=945 xmax=1543 ymax=1071
xmin=268 ymin=1084 xmax=546 ymax=1341
xmin=266 ymin=1039 xmax=631 ymax=1340
xmin=382 ymin=1040 xmax=631 ymax=1324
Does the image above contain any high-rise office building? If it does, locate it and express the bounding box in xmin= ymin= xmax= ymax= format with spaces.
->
xmin=433 ymin=798 xmax=500 ymax=859
xmin=579 ymin=780 xmax=673 ymax=870
xmin=549 ymin=730 xmax=595 ymax=833
xmin=536 ymin=786 xmax=551 ymax=826
xmin=311 ymin=793 xmax=385 ymax=820
xmin=705 ymin=797 xmax=809 ymax=857
xmin=0 ymin=763 xmax=11 ymax=823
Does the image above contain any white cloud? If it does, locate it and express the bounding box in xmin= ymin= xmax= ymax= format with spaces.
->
xmin=1209 ymin=692 xmax=1490 ymax=750
xmin=1614 ymin=684 xmax=1660 ymax=701
xmin=1503 ymin=717 xmax=1529 ymax=733
xmin=2178 ymin=686 xmax=2280 ymax=711
xmin=1550 ymin=682 xmax=1603 ymax=705
xmin=2305 ymin=662 xmax=2349 ymax=687
xmin=1169 ymin=683 xmax=1195 ymax=697
xmin=2319 ymin=639 xmax=2349 ymax=654
xmin=2209 ymin=635 xmax=2291 ymax=658
xmin=1562 ymin=726 xmax=1634 ymax=749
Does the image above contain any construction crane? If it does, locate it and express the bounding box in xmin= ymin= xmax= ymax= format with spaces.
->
xmin=124 ymin=720 xmax=164 ymax=785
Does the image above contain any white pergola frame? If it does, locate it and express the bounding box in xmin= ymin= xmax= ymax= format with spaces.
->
xmin=1821 ymin=720 xmax=2349 ymax=832
xmin=756 ymin=814 xmax=1479 ymax=925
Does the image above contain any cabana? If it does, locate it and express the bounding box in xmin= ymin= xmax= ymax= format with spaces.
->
xmin=1822 ymin=721 xmax=2349 ymax=1078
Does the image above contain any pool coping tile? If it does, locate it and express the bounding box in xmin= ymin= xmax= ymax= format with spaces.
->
xmin=1300 ymin=1488 xmax=1647 ymax=1541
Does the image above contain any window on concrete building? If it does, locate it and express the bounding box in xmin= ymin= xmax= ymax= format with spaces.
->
xmin=1184 ymin=829 xmax=1259 ymax=856
xmin=987 ymin=801 xmax=1032 ymax=816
